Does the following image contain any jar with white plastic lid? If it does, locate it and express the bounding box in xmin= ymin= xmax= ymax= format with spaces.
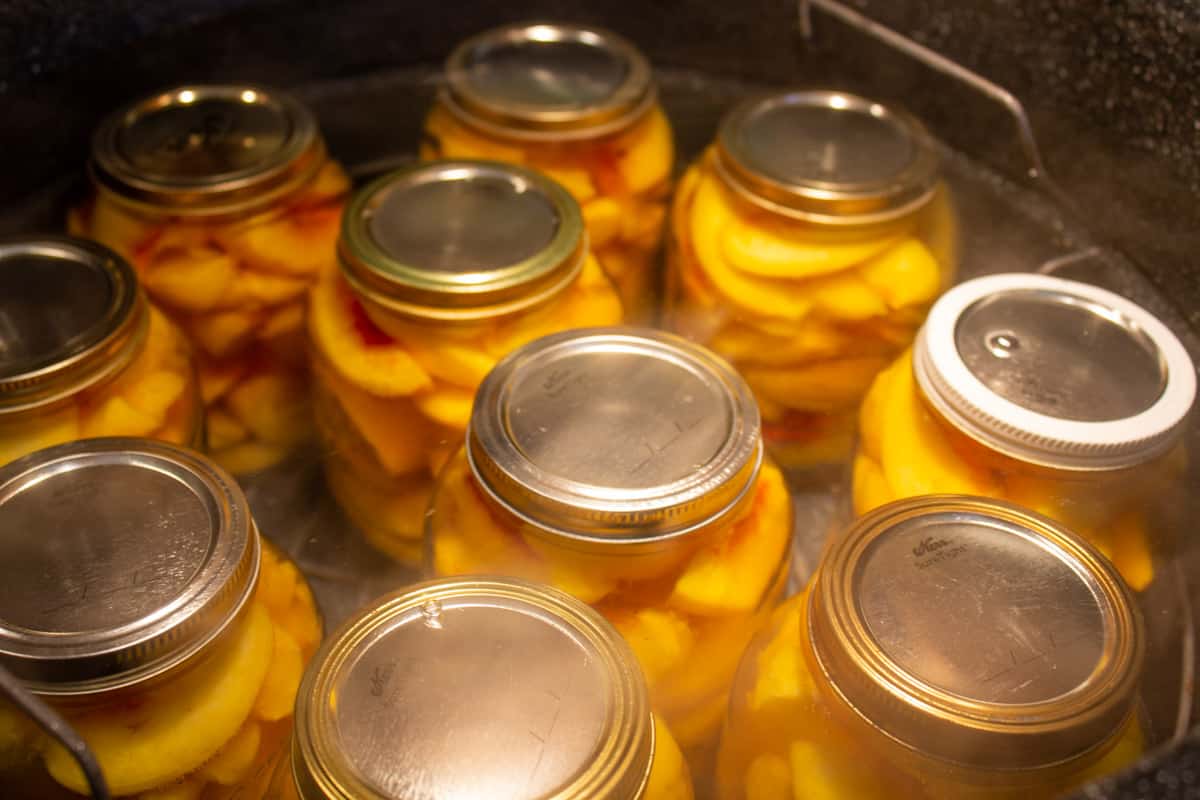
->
xmin=852 ymin=272 xmax=1196 ymax=590
xmin=0 ymin=236 xmax=200 ymax=467
xmin=421 ymin=21 xmax=674 ymax=322
xmin=717 ymin=495 xmax=1145 ymax=800
xmin=0 ymin=438 xmax=322 ymax=799
xmin=70 ymin=84 xmax=352 ymax=474
xmin=667 ymin=90 xmax=956 ymax=473
xmin=309 ymin=161 xmax=622 ymax=565
xmin=425 ymin=328 xmax=793 ymax=770
xmin=266 ymin=576 xmax=693 ymax=800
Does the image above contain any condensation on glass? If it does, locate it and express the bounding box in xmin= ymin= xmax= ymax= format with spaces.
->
xmin=311 ymin=161 xmax=622 ymax=565
xmin=0 ymin=237 xmax=200 ymax=466
xmin=717 ymin=496 xmax=1145 ymax=800
xmin=425 ymin=328 xmax=793 ymax=775
xmin=0 ymin=438 xmax=322 ymax=799
xmin=422 ymin=21 xmax=674 ymax=322
xmin=666 ymin=90 xmax=957 ymax=473
xmin=267 ymin=577 xmax=693 ymax=800
xmin=852 ymin=273 xmax=1197 ymax=591
xmin=70 ymin=84 xmax=352 ymax=474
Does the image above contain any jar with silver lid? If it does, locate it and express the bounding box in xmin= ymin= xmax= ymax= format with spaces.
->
xmin=70 ymin=85 xmax=352 ymax=474
xmin=425 ymin=328 xmax=793 ymax=772
xmin=852 ymin=273 xmax=1196 ymax=590
xmin=0 ymin=438 xmax=322 ymax=799
xmin=310 ymin=161 xmax=622 ymax=565
xmin=265 ymin=577 xmax=693 ymax=800
xmin=421 ymin=22 xmax=674 ymax=323
xmin=0 ymin=236 xmax=200 ymax=466
xmin=666 ymin=90 xmax=957 ymax=473
xmin=717 ymin=496 xmax=1145 ymax=800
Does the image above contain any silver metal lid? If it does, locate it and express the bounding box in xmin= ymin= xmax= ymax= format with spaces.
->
xmin=915 ymin=273 xmax=1197 ymax=470
xmin=714 ymin=90 xmax=940 ymax=224
xmin=442 ymin=22 xmax=655 ymax=140
xmin=468 ymin=328 xmax=762 ymax=543
xmin=339 ymin=161 xmax=585 ymax=322
xmin=0 ymin=438 xmax=259 ymax=696
xmin=90 ymin=85 xmax=326 ymax=216
xmin=291 ymin=577 xmax=654 ymax=800
xmin=0 ymin=237 xmax=146 ymax=413
xmin=810 ymin=496 xmax=1143 ymax=770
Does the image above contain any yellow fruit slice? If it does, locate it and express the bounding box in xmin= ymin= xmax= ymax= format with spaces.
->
xmin=321 ymin=366 xmax=429 ymax=476
xmin=742 ymin=356 xmax=889 ymax=414
xmin=143 ymin=248 xmax=238 ymax=313
xmin=221 ymin=268 xmax=310 ymax=309
xmin=296 ymin=161 xmax=351 ymax=206
xmin=0 ymin=405 xmax=80 ymax=466
xmin=620 ymin=198 xmax=668 ymax=251
xmin=851 ymin=453 xmax=894 ymax=515
xmin=709 ymin=320 xmax=850 ymax=366
xmin=610 ymin=608 xmax=695 ymax=685
xmin=1109 ymin=512 xmax=1155 ymax=591
xmin=123 ymin=370 xmax=188 ymax=422
xmin=253 ymin=625 xmax=304 ymax=721
xmin=744 ymin=753 xmax=792 ymax=800
xmin=858 ymin=238 xmax=942 ymax=310
xmin=613 ymin=108 xmax=674 ymax=196
xmin=187 ymin=309 xmax=261 ymax=359
xmin=82 ymin=394 xmax=160 ymax=438
xmin=644 ymin=715 xmax=694 ymax=800
xmin=539 ymin=163 xmax=596 ymax=203
xmin=803 ymin=270 xmax=888 ymax=322
xmin=207 ymin=408 xmax=250 ymax=450
xmin=216 ymin=206 xmax=339 ymax=277
xmin=260 ymin=302 xmax=306 ymax=341
xmin=414 ymin=384 xmax=475 ymax=430
xmin=857 ymin=360 xmax=895 ymax=460
xmin=424 ymin=105 xmax=527 ymax=163
xmin=225 ymin=371 xmax=311 ymax=447
xmin=86 ymin=195 xmax=158 ymax=257
xmin=582 ymin=196 xmax=623 ymax=249
xmin=748 ymin=596 xmax=813 ymax=714
xmin=722 ymin=218 xmax=899 ymax=279
xmin=256 ymin=547 xmax=300 ymax=620
xmin=397 ymin=334 xmax=496 ymax=390
xmin=211 ymin=439 xmax=290 ymax=475
xmin=45 ymin=603 xmax=273 ymax=795
xmin=138 ymin=777 xmax=205 ymax=800
xmin=280 ymin=583 xmax=323 ymax=660
xmin=198 ymin=358 xmax=250 ymax=405
xmin=199 ymin=719 xmax=261 ymax=785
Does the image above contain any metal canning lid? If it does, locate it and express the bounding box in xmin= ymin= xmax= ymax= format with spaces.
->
xmin=339 ymin=161 xmax=586 ymax=322
xmin=714 ymin=90 xmax=940 ymax=224
xmin=0 ymin=236 xmax=146 ymax=412
xmin=809 ymin=496 xmax=1144 ymax=771
xmin=441 ymin=22 xmax=656 ymax=141
xmin=0 ymin=438 xmax=259 ymax=696
xmin=291 ymin=577 xmax=654 ymax=800
xmin=915 ymin=273 xmax=1197 ymax=470
xmin=468 ymin=327 xmax=762 ymax=543
xmin=90 ymin=84 xmax=326 ymax=216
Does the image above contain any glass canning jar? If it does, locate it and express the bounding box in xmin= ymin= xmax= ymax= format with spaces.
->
xmin=717 ymin=496 xmax=1145 ymax=800
xmin=70 ymin=85 xmax=351 ymax=474
xmin=0 ymin=237 xmax=200 ymax=466
xmin=310 ymin=161 xmax=622 ymax=565
xmin=666 ymin=90 xmax=956 ymax=473
xmin=851 ymin=273 xmax=1196 ymax=591
xmin=0 ymin=438 xmax=322 ymax=799
xmin=265 ymin=577 xmax=693 ymax=800
xmin=421 ymin=22 xmax=674 ymax=323
xmin=426 ymin=328 xmax=794 ymax=774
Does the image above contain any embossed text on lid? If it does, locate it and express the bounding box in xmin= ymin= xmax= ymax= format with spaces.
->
xmin=0 ymin=439 xmax=258 ymax=694
xmin=468 ymin=328 xmax=761 ymax=541
xmin=293 ymin=578 xmax=652 ymax=800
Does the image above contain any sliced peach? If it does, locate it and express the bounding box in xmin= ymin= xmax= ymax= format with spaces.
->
xmin=858 ymin=238 xmax=942 ymax=310
xmin=582 ymin=196 xmax=623 ymax=249
xmin=216 ymin=207 xmax=339 ymax=278
xmin=253 ymin=625 xmax=303 ymax=721
xmin=709 ymin=320 xmax=849 ymax=366
xmin=0 ymin=405 xmax=80 ymax=466
xmin=259 ymin=302 xmax=306 ymax=342
xmin=199 ymin=719 xmax=261 ymax=785
xmin=423 ymin=105 xmax=528 ymax=163
xmin=852 ymin=453 xmax=894 ymax=515
xmin=187 ymin=308 xmax=262 ymax=359
xmin=613 ymin=107 xmax=674 ymax=196
xmin=87 ymin=195 xmax=159 ymax=257
xmin=211 ymin=439 xmax=289 ymax=475
xmin=802 ymin=270 xmax=888 ymax=322
xmin=221 ymin=268 xmax=310 ymax=309
xmin=295 ymin=161 xmax=351 ymax=206
xmin=414 ymin=384 xmax=474 ymax=431
xmin=611 ymin=608 xmax=695 ymax=685
xmin=308 ymin=277 xmax=433 ymax=397
xmin=122 ymin=370 xmax=187 ymax=422
xmin=620 ymin=199 xmax=667 ymax=251
xmin=520 ymin=536 xmax=617 ymax=604
xmin=82 ymin=395 xmax=160 ymax=438
xmin=1109 ymin=512 xmax=1155 ymax=591
xmin=744 ymin=753 xmax=792 ymax=800
xmin=644 ymin=715 xmax=694 ymax=800
xmin=432 ymin=466 xmax=540 ymax=577
xmin=722 ymin=217 xmax=899 ymax=280
xmin=320 ymin=365 xmax=429 ymax=476
xmin=197 ymin=357 xmax=250 ymax=405
xmin=280 ymin=581 xmax=323 ymax=660
xmin=396 ymin=334 xmax=497 ymax=390
xmin=256 ymin=547 xmax=300 ymax=620
xmin=143 ymin=247 xmax=238 ymax=313
xmin=224 ymin=370 xmax=310 ymax=447
xmin=207 ymin=408 xmax=250 ymax=451
xmin=538 ymin=162 xmax=596 ymax=203
xmin=742 ymin=356 xmax=889 ymax=413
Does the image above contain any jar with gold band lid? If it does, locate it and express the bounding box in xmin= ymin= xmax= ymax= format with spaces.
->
xmin=310 ymin=160 xmax=622 ymax=565
xmin=421 ymin=21 xmax=674 ymax=323
xmin=69 ymin=84 xmax=352 ymax=474
xmin=716 ymin=496 xmax=1145 ymax=800
xmin=265 ymin=576 xmax=693 ymax=800
xmin=666 ymin=90 xmax=956 ymax=473
xmin=0 ymin=437 xmax=322 ymax=799
xmin=0 ymin=236 xmax=200 ymax=466
xmin=425 ymin=328 xmax=793 ymax=777
xmin=851 ymin=273 xmax=1196 ymax=590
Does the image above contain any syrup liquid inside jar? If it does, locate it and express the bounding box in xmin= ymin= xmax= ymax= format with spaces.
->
xmin=69 ymin=85 xmax=352 ymax=475
xmin=665 ymin=90 xmax=957 ymax=475
xmin=425 ymin=328 xmax=794 ymax=780
xmin=716 ymin=496 xmax=1146 ymax=800
xmin=0 ymin=237 xmax=200 ymax=466
xmin=265 ymin=577 xmax=693 ymax=800
xmin=851 ymin=273 xmax=1197 ymax=591
xmin=311 ymin=161 xmax=622 ymax=565
xmin=421 ymin=21 xmax=674 ymax=323
xmin=0 ymin=438 xmax=322 ymax=799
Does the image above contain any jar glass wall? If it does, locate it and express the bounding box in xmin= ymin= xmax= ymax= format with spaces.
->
xmin=70 ymin=85 xmax=350 ymax=474
xmin=666 ymin=91 xmax=956 ymax=474
xmin=421 ymin=22 xmax=674 ymax=322
xmin=310 ymin=161 xmax=622 ymax=564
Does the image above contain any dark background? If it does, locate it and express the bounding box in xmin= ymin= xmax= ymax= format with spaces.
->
xmin=0 ymin=1 xmax=1198 ymax=796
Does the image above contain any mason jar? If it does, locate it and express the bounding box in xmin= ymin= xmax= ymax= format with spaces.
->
xmin=426 ymin=328 xmax=793 ymax=774
xmin=310 ymin=161 xmax=622 ymax=564
xmin=266 ymin=577 xmax=693 ymax=800
xmin=0 ymin=438 xmax=323 ymax=799
xmin=421 ymin=22 xmax=674 ymax=323
xmin=0 ymin=237 xmax=200 ymax=466
xmin=666 ymin=90 xmax=956 ymax=473
xmin=70 ymin=85 xmax=351 ymax=474
xmin=851 ymin=273 xmax=1196 ymax=590
xmin=717 ymin=496 xmax=1145 ymax=800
